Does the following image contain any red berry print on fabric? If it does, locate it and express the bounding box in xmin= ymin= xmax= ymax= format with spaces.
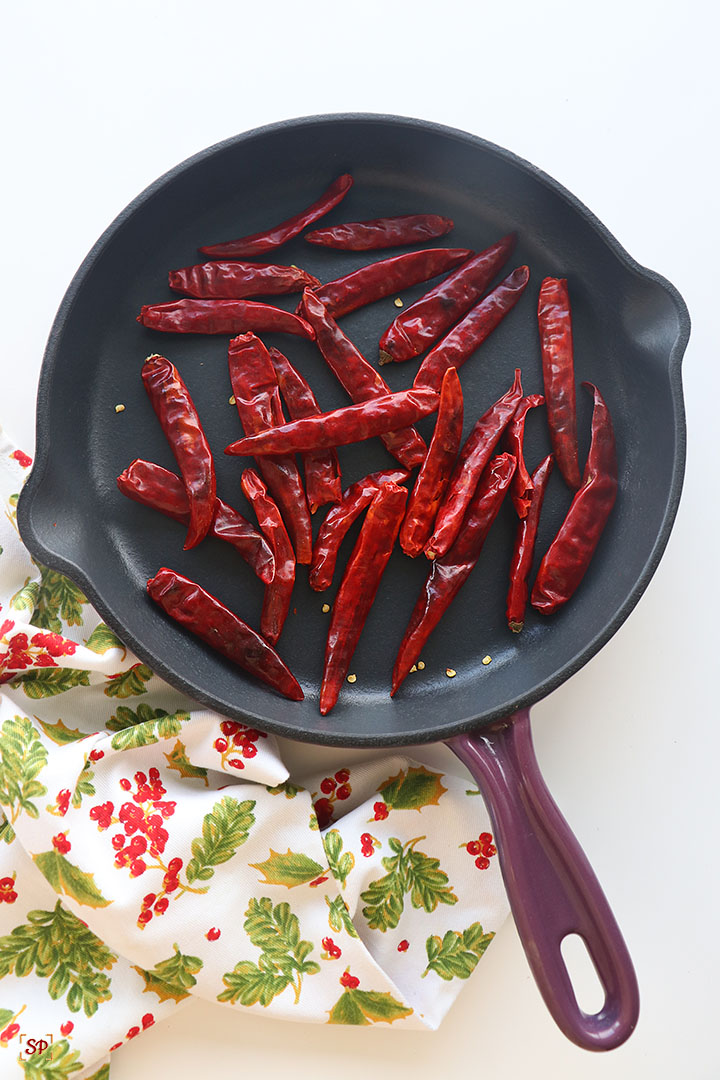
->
xmin=397 ymin=939 xmax=410 ymax=952
xmin=52 ymin=832 xmax=71 ymax=855
xmin=206 ymin=927 xmax=221 ymax=941
xmin=373 ymin=801 xmax=389 ymax=821
xmin=321 ymin=936 xmax=342 ymax=960
xmin=0 ymin=875 xmax=18 ymax=903
xmin=0 ymin=1022 xmax=21 ymax=1045
xmin=360 ymin=831 xmax=381 ymax=857
xmin=213 ymin=721 xmax=266 ymax=771
xmin=340 ymin=970 xmax=360 ymax=989
xmin=461 ymin=830 xmax=497 ymax=869
xmin=312 ymin=768 xmax=353 ymax=829
xmin=11 ymin=449 xmax=32 ymax=468
xmin=60 ymin=1021 xmax=74 ymax=1037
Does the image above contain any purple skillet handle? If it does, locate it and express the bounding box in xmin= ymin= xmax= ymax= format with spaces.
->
xmin=446 ymin=707 xmax=639 ymax=1051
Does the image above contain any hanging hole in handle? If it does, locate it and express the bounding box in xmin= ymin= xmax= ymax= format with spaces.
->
xmin=560 ymin=933 xmax=607 ymax=1015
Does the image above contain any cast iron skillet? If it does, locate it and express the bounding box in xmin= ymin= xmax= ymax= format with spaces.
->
xmin=17 ymin=115 xmax=689 ymax=1051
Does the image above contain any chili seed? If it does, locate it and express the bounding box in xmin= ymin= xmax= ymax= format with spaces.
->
xmin=410 ymin=665 xmax=417 ymax=673
xmin=322 ymin=603 xmax=331 ymax=614
xmin=417 ymin=661 xmax=425 ymax=670
xmin=228 ymin=395 xmax=236 ymax=406
xmin=394 ymin=297 xmax=404 ymax=307
xmin=445 ymin=668 xmax=456 ymax=678
xmin=114 ymin=404 xmax=125 ymax=413
xmin=347 ymin=674 xmax=357 ymax=683
xmin=482 ymin=655 xmax=492 ymax=665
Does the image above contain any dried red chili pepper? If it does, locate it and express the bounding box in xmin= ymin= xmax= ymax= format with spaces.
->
xmin=305 ymin=248 xmax=473 ymax=319
xmin=268 ymin=346 xmax=342 ymax=514
xmin=320 ymin=482 xmax=408 ymax=715
xmin=379 ymin=234 xmax=516 ymax=364
xmin=304 ymin=214 xmax=453 ymax=251
xmin=241 ymin=469 xmax=296 ymax=645
xmin=147 ymin=568 xmax=302 ymax=701
xmin=391 ymin=453 xmax=516 ymax=695
xmin=137 ymin=299 xmax=315 ymax=339
xmin=399 ymin=367 xmax=464 ymax=558
xmin=141 ymin=354 xmax=216 ymax=550
xmin=299 ymin=289 xmax=427 ymax=469
xmin=117 ymin=459 xmax=275 ymax=585
xmin=228 ymin=333 xmax=312 ymax=564
xmin=505 ymin=394 xmax=545 ymax=518
xmin=413 ymin=266 xmax=530 ymax=392
xmin=198 ymin=174 xmax=353 ymax=259
xmin=309 ymin=468 xmax=409 ymax=591
xmin=225 ymin=387 xmax=439 ymax=458
xmin=537 ymin=277 xmax=582 ymax=490
xmin=506 ymin=454 xmax=554 ymax=632
xmin=531 ymin=383 xmax=617 ymax=613
xmin=425 ymin=371 xmax=523 ymax=559
xmin=168 ymin=261 xmax=320 ymax=299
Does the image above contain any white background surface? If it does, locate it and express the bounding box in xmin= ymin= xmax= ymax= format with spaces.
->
xmin=1 ymin=1 xmax=718 ymax=1076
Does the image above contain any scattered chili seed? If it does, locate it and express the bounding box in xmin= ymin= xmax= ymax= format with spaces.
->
xmin=394 ymin=298 xmax=404 ymax=307
xmin=347 ymin=674 xmax=357 ymax=684
xmin=115 ymin=403 xmax=125 ymax=413
xmin=482 ymin=655 xmax=492 ymax=665
xmin=446 ymin=668 xmax=457 ymax=678
xmin=228 ymin=395 xmax=236 ymax=405
xmin=417 ymin=660 xmax=425 ymax=670
xmin=410 ymin=664 xmax=417 ymax=673
xmin=322 ymin=603 xmax=331 ymax=613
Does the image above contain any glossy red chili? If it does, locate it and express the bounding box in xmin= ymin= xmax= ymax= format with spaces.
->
xmin=320 ymin=482 xmax=408 ymax=715
xmin=425 ymin=371 xmax=523 ymax=559
xmin=309 ymin=468 xmax=409 ymax=591
xmin=299 ymin=289 xmax=427 ymax=469
xmin=306 ymin=248 xmax=473 ymax=319
xmin=391 ymin=453 xmax=516 ymax=695
xmin=505 ymin=394 xmax=545 ymax=519
xmin=137 ymin=299 xmax=314 ymax=339
xmin=228 ymin=333 xmax=312 ymax=564
xmin=413 ymin=266 xmax=530 ymax=392
xmin=147 ymin=568 xmax=302 ymax=701
xmin=531 ymin=382 xmax=617 ymax=613
xmin=537 ymin=277 xmax=581 ymax=490
xmin=304 ymin=213 xmax=453 ymax=251
xmin=168 ymin=261 xmax=320 ymax=299
xmin=268 ymin=346 xmax=342 ymax=514
xmin=225 ymin=387 xmax=439 ymax=458
xmin=399 ymin=367 xmax=464 ymax=558
xmin=241 ymin=469 xmax=296 ymax=645
xmin=198 ymin=174 xmax=353 ymax=259
xmin=379 ymin=234 xmax=516 ymax=364
xmin=506 ymin=454 xmax=554 ymax=632
xmin=116 ymin=459 xmax=275 ymax=585
xmin=141 ymin=354 xmax=216 ymax=550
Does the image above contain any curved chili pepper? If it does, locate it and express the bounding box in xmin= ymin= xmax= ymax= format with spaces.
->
xmin=379 ymin=234 xmax=516 ymax=364
xmin=198 ymin=174 xmax=353 ymax=259
xmin=137 ymin=299 xmax=314 ymax=339
xmin=117 ymin=459 xmax=275 ymax=585
xmin=506 ymin=454 xmax=554 ymax=632
xmin=168 ymin=261 xmax=320 ymax=299
xmin=537 ymin=277 xmax=581 ymax=490
xmin=309 ymin=468 xmax=409 ymax=591
xmin=300 ymin=289 xmax=428 ymax=469
xmin=399 ymin=367 xmax=464 ymax=558
xmin=305 ymin=248 xmax=473 ymax=319
xmin=241 ymin=469 xmax=296 ymax=645
xmin=141 ymin=354 xmax=216 ymax=550
xmin=425 ymin=370 xmax=523 ymax=559
xmin=147 ymin=568 xmax=302 ymax=701
xmin=391 ymin=453 xmax=516 ymax=695
xmin=320 ymin=482 xmax=408 ymax=715
xmin=413 ymin=266 xmax=530 ymax=392
xmin=268 ymin=347 xmax=342 ymax=514
xmin=505 ymin=394 xmax=545 ymax=518
xmin=228 ymin=333 xmax=312 ymax=564
xmin=304 ymin=214 xmax=453 ymax=251
xmin=226 ymin=387 xmax=439 ymax=458
xmin=531 ymin=383 xmax=617 ymax=613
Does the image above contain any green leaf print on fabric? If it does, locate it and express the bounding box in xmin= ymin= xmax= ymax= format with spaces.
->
xmin=327 ymin=985 xmax=413 ymax=1025
xmin=103 ymin=662 xmax=153 ymax=699
xmin=322 ymin=829 xmax=354 ymax=889
xmin=186 ymin=797 xmax=256 ymax=886
xmin=0 ymin=715 xmax=48 ymax=824
xmin=377 ymin=765 xmax=448 ymax=812
xmin=0 ymin=821 xmax=15 ymax=845
xmin=0 ymin=901 xmax=116 ymax=1016
xmin=9 ymin=578 xmax=40 ymax=613
xmin=36 ymin=718 xmax=86 ymax=745
xmin=218 ymin=898 xmax=320 ymax=1007
xmin=108 ymin=708 xmax=189 ymax=750
xmin=0 ymin=1007 xmax=15 ymax=1027
xmin=266 ymin=781 xmax=303 ymax=799
xmin=71 ymin=761 xmax=95 ymax=809
xmin=250 ymin=849 xmax=324 ymax=888
xmin=32 ymin=851 xmax=112 ymax=909
xmin=84 ymin=623 xmax=126 ymax=656
xmin=135 ymin=944 xmax=203 ymax=1003
xmin=423 ymin=922 xmax=495 ymax=981
xmin=361 ymin=836 xmax=458 ymax=932
xmin=30 ymin=567 xmax=88 ymax=633
xmin=14 ymin=669 xmax=91 ymax=699
xmin=83 ymin=1066 xmax=110 ymax=1080
xmin=19 ymin=1036 xmax=84 ymax=1079
xmin=325 ymin=895 xmax=359 ymax=939
xmin=164 ymin=739 xmax=209 ymax=785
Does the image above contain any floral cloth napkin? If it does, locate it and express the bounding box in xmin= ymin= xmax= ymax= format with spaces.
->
xmin=0 ymin=430 xmax=509 ymax=1079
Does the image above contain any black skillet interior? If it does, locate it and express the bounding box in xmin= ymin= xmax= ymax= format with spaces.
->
xmin=18 ymin=115 xmax=688 ymax=747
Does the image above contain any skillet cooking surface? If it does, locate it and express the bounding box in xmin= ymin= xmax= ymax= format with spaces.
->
xmin=18 ymin=115 xmax=688 ymax=746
